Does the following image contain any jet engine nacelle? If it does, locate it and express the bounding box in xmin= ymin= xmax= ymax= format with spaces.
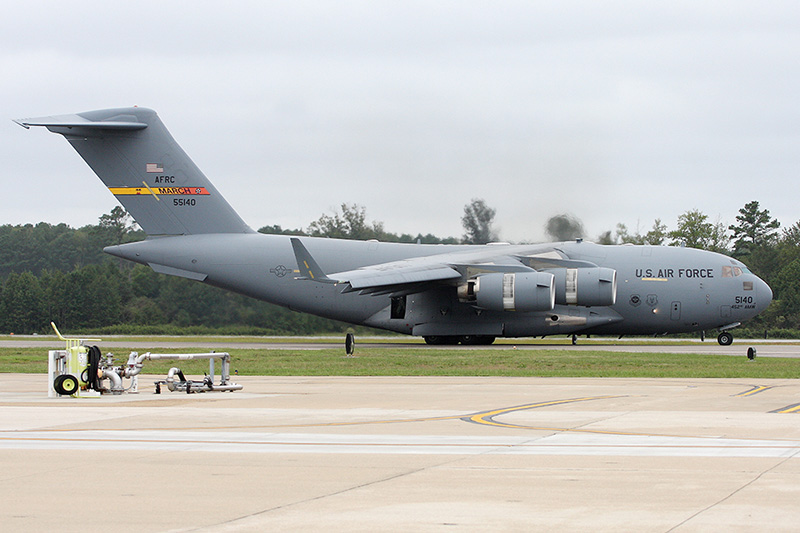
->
xmin=462 ymin=272 xmax=555 ymax=312
xmin=545 ymin=267 xmax=617 ymax=306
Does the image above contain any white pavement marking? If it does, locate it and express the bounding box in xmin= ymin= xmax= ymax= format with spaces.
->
xmin=3 ymin=429 xmax=799 ymax=457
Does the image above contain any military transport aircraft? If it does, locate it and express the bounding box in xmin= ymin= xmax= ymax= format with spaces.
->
xmin=16 ymin=107 xmax=772 ymax=346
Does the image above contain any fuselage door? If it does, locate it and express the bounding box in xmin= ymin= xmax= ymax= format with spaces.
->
xmin=670 ymin=301 xmax=681 ymax=321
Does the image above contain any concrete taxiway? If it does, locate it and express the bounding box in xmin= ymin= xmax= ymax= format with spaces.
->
xmin=2 ymin=336 xmax=800 ymax=357
xmin=2 ymin=373 xmax=800 ymax=532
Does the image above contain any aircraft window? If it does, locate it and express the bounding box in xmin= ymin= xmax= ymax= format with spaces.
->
xmin=733 ymin=267 xmax=743 ymax=277
xmin=722 ymin=266 xmax=733 ymax=278
xmin=743 ymin=281 xmax=753 ymax=291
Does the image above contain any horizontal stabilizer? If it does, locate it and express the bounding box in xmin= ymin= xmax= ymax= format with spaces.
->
xmin=14 ymin=114 xmax=147 ymax=131
xmin=148 ymin=263 xmax=208 ymax=281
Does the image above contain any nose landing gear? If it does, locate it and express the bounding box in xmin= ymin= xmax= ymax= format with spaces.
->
xmin=717 ymin=331 xmax=734 ymax=346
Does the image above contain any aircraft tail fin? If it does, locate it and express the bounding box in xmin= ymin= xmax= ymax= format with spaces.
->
xmin=16 ymin=108 xmax=253 ymax=236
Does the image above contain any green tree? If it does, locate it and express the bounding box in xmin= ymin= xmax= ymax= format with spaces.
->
xmin=781 ymin=221 xmax=800 ymax=248
xmin=40 ymin=269 xmax=70 ymax=328
xmin=97 ymin=206 xmax=137 ymax=245
xmin=755 ymin=221 xmax=800 ymax=303
xmin=615 ymin=223 xmax=640 ymax=245
xmin=124 ymin=296 xmax=167 ymax=325
xmin=462 ymin=198 xmax=497 ymax=244
xmin=615 ymin=219 xmax=668 ymax=245
xmin=0 ymin=272 xmax=45 ymax=333
xmin=771 ymin=258 xmax=800 ymax=327
xmin=669 ymin=210 xmax=729 ymax=252
xmin=411 ymin=233 xmax=459 ymax=245
xmin=63 ymin=265 xmax=123 ymax=328
xmin=128 ymin=264 xmax=162 ymax=299
xmin=728 ymin=201 xmax=780 ymax=257
xmin=257 ymin=224 xmax=306 ymax=236
xmin=0 ymin=222 xmax=91 ymax=276
xmin=307 ymin=204 xmax=385 ymax=240
xmin=643 ymin=218 xmax=668 ymax=245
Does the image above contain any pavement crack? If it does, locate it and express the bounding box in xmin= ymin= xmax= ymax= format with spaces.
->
xmin=664 ymin=449 xmax=800 ymax=532
xmin=186 ymin=457 xmax=464 ymax=532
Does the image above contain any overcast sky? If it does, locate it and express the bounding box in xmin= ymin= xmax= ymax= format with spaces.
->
xmin=3 ymin=1 xmax=799 ymax=242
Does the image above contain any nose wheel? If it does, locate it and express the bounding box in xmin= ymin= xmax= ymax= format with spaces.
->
xmin=717 ymin=331 xmax=734 ymax=346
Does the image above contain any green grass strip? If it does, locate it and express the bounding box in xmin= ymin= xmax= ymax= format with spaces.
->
xmin=2 ymin=346 xmax=799 ymax=379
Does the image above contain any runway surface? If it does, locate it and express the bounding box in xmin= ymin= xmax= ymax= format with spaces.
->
xmin=2 ymin=373 xmax=800 ymax=531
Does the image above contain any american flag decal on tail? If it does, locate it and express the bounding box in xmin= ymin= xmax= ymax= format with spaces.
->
xmin=146 ymin=163 xmax=164 ymax=173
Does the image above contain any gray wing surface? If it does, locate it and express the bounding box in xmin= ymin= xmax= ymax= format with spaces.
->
xmin=292 ymin=239 xmax=574 ymax=295
xmin=331 ymin=263 xmax=463 ymax=291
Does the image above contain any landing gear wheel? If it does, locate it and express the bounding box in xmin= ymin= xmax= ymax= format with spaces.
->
xmin=53 ymin=374 xmax=79 ymax=396
xmin=571 ymin=335 xmax=577 ymax=346
xmin=424 ymin=336 xmax=459 ymax=345
xmin=345 ymin=332 xmax=355 ymax=355
xmin=717 ymin=331 xmax=734 ymax=346
xmin=458 ymin=335 xmax=496 ymax=346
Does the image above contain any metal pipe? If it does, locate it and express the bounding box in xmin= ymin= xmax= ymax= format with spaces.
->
xmin=138 ymin=352 xmax=230 ymax=362
xmin=166 ymin=367 xmax=182 ymax=383
xmin=208 ymin=384 xmax=243 ymax=392
xmin=124 ymin=351 xmax=144 ymax=378
xmin=122 ymin=351 xmax=240 ymax=393
xmin=126 ymin=352 xmax=230 ymax=378
xmin=101 ymin=369 xmax=123 ymax=393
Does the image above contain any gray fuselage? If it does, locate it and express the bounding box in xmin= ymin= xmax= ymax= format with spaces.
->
xmin=105 ymin=235 xmax=772 ymax=339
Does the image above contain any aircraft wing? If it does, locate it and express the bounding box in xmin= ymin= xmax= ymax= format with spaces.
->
xmin=330 ymin=263 xmax=464 ymax=293
xmin=290 ymin=238 xmax=611 ymax=298
xmin=291 ymin=238 xmax=561 ymax=296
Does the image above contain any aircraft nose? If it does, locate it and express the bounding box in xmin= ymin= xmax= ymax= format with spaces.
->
xmin=756 ymin=276 xmax=773 ymax=313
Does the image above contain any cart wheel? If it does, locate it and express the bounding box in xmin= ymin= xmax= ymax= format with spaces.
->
xmin=54 ymin=374 xmax=79 ymax=395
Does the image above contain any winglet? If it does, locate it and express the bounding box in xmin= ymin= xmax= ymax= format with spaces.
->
xmin=290 ymin=238 xmax=335 ymax=283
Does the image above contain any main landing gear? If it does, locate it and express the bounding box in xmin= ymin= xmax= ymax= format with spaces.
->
xmin=423 ymin=335 xmax=496 ymax=346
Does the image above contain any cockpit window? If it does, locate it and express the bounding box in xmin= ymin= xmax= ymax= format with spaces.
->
xmin=722 ymin=266 xmax=743 ymax=278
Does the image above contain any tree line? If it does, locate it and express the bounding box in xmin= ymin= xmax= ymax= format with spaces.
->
xmin=0 ymin=201 xmax=797 ymax=336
